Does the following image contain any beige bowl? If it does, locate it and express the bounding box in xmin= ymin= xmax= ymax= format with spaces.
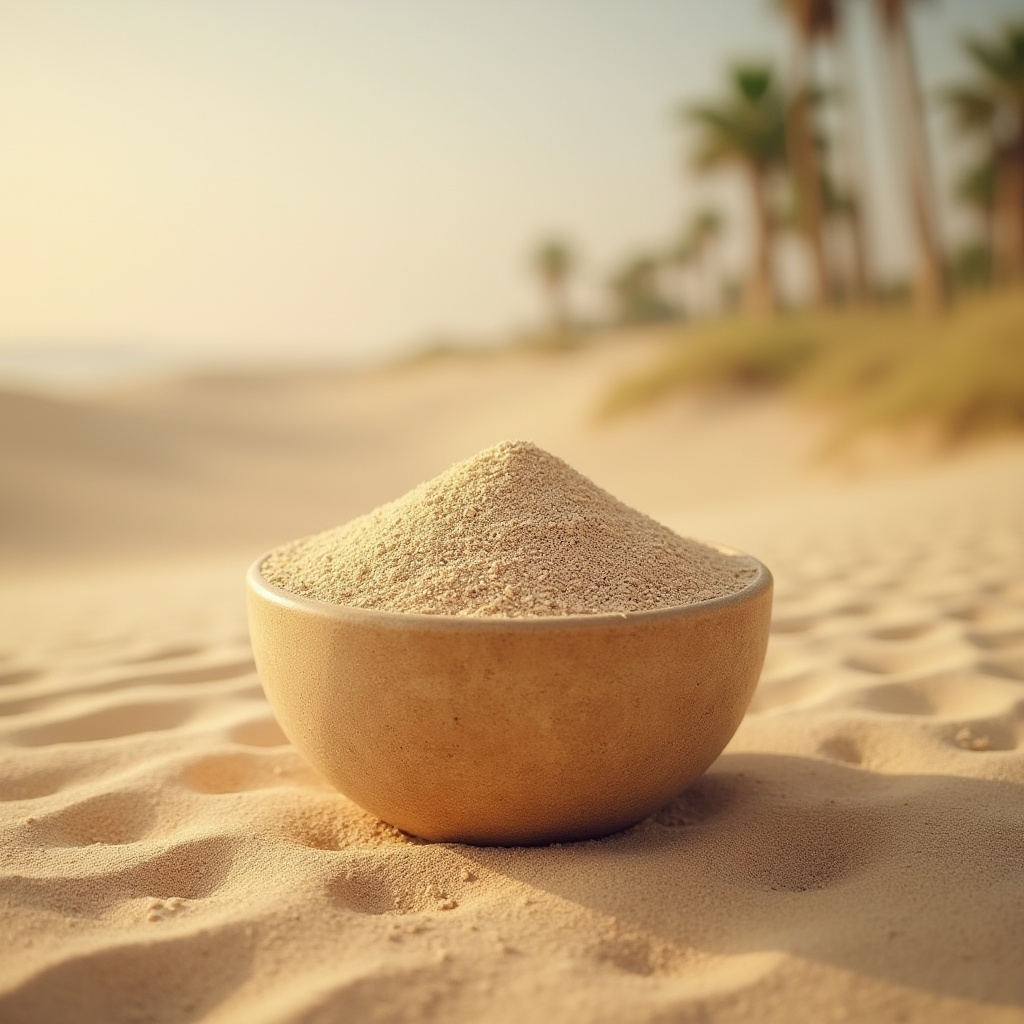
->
xmin=247 ymin=548 xmax=772 ymax=846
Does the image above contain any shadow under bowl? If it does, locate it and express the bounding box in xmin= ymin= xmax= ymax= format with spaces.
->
xmin=246 ymin=547 xmax=772 ymax=846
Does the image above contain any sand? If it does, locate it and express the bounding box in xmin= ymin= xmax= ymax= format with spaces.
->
xmin=1 ymin=346 xmax=1023 ymax=1023
xmin=261 ymin=440 xmax=758 ymax=616
xmin=0 ymin=336 xmax=826 ymax=570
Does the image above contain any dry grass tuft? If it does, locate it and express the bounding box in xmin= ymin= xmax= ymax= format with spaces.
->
xmin=599 ymin=289 xmax=1024 ymax=449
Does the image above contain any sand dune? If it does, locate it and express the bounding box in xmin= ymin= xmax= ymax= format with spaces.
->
xmin=2 ymin=340 xmax=825 ymax=566
xmin=1 ymin=351 xmax=1023 ymax=1022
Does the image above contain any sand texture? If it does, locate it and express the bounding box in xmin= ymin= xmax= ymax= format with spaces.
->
xmin=261 ymin=440 xmax=758 ymax=616
xmin=1 ymin=355 xmax=1023 ymax=1023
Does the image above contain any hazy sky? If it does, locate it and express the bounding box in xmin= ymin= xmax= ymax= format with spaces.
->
xmin=1 ymin=0 xmax=1019 ymax=364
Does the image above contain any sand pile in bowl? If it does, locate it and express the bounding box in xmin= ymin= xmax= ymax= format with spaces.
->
xmin=261 ymin=440 xmax=758 ymax=616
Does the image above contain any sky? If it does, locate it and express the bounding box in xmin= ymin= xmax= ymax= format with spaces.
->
xmin=0 ymin=0 xmax=1019 ymax=367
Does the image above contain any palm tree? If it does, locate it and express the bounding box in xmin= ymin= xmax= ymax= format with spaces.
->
xmin=671 ymin=207 xmax=725 ymax=315
xmin=779 ymin=0 xmax=874 ymax=303
xmin=609 ymin=255 xmax=678 ymax=326
xmin=956 ymin=161 xmax=996 ymax=221
xmin=780 ymin=0 xmax=835 ymax=306
xmin=691 ymin=207 xmax=726 ymax=312
xmin=691 ymin=207 xmax=724 ymax=258
xmin=817 ymin=172 xmax=871 ymax=301
xmin=943 ymin=23 xmax=1024 ymax=284
xmin=956 ymin=160 xmax=997 ymax=269
xmin=874 ymin=0 xmax=949 ymax=310
xmin=683 ymin=65 xmax=788 ymax=313
xmin=532 ymin=238 xmax=575 ymax=334
xmin=663 ymin=234 xmax=696 ymax=318
xmin=952 ymin=160 xmax=996 ymax=287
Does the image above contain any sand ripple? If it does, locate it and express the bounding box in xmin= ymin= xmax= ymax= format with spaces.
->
xmin=1 ymin=454 xmax=1023 ymax=1022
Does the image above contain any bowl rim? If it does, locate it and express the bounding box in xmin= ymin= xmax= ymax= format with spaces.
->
xmin=248 ymin=541 xmax=772 ymax=633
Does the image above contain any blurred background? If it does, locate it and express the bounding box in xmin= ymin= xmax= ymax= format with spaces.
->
xmin=2 ymin=0 xmax=1022 ymax=568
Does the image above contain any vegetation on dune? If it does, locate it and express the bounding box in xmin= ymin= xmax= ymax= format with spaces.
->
xmin=599 ymin=290 xmax=1024 ymax=449
xmin=512 ymin=14 xmax=1024 ymax=455
xmin=607 ymin=254 xmax=678 ymax=326
xmin=585 ymin=16 xmax=1024 ymax=452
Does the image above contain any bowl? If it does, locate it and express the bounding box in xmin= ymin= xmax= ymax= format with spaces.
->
xmin=246 ymin=546 xmax=772 ymax=846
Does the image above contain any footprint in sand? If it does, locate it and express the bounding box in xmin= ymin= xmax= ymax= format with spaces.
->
xmin=327 ymin=862 xmax=469 ymax=916
xmin=0 ymin=766 xmax=70 ymax=801
xmin=115 ymin=833 xmax=239 ymax=902
xmin=326 ymin=866 xmax=409 ymax=915
xmin=25 ymin=789 xmax=159 ymax=847
xmin=820 ymin=670 xmax=1024 ymax=722
xmin=2 ymin=831 xmax=239 ymax=933
xmin=949 ymin=722 xmax=1018 ymax=753
xmin=815 ymin=733 xmax=864 ymax=765
xmin=0 ymin=921 xmax=253 ymax=1022
xmin=655 ymin=770 xmax=747 ymax=828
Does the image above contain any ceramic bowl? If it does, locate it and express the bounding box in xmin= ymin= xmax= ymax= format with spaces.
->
xmin=246 ymin=547 xmax=772 ymax=846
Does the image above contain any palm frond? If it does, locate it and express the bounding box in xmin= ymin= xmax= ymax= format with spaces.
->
xmin=736 ymin=66 xmax=773 ymax=105
xmin=961 ymin=24 xmax=1024 ymax=105
xmin=941 ymin=85 xmax=997 ymax=131
xmin=956 ymin=160 xmax=997 ymax=211
xmin=682 ymin=65 xmax=788 ymax=174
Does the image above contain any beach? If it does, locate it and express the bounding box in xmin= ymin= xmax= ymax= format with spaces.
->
xmin=1 ymin=342 xmax=1023 ymax=1023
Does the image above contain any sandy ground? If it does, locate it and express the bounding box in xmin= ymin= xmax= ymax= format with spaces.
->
xmin=1 ymin=342 xmax=1023 ymax=1023
xmin=1 ymin=336 xmax=832 ymax=567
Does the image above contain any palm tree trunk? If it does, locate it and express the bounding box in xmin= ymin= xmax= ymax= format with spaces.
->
xmin=834 ymin=4 xmax=874 ymax=303
xmin=993 ymin=143 xmax=1024 ymax=284
xmin=876 ymin=0 xmax=948 ymax=310
xmin=746 ymin=166 xmax=778 ymax=313
xmin=547 ymin=281 xmax=569 ymax=335
xmin=700 ymin=241 xmax=718 ymax=316
xmin=844 ymin=197 xmax=872 ymax=304
xmin=787 ymin=25 xmax=831 ymax=306
xmin=671 ymin=264 xmax=688 ymax=319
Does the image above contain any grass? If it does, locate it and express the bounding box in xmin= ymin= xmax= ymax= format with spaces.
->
xmin=599 ymin=288 xmax=1024 ymax=451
